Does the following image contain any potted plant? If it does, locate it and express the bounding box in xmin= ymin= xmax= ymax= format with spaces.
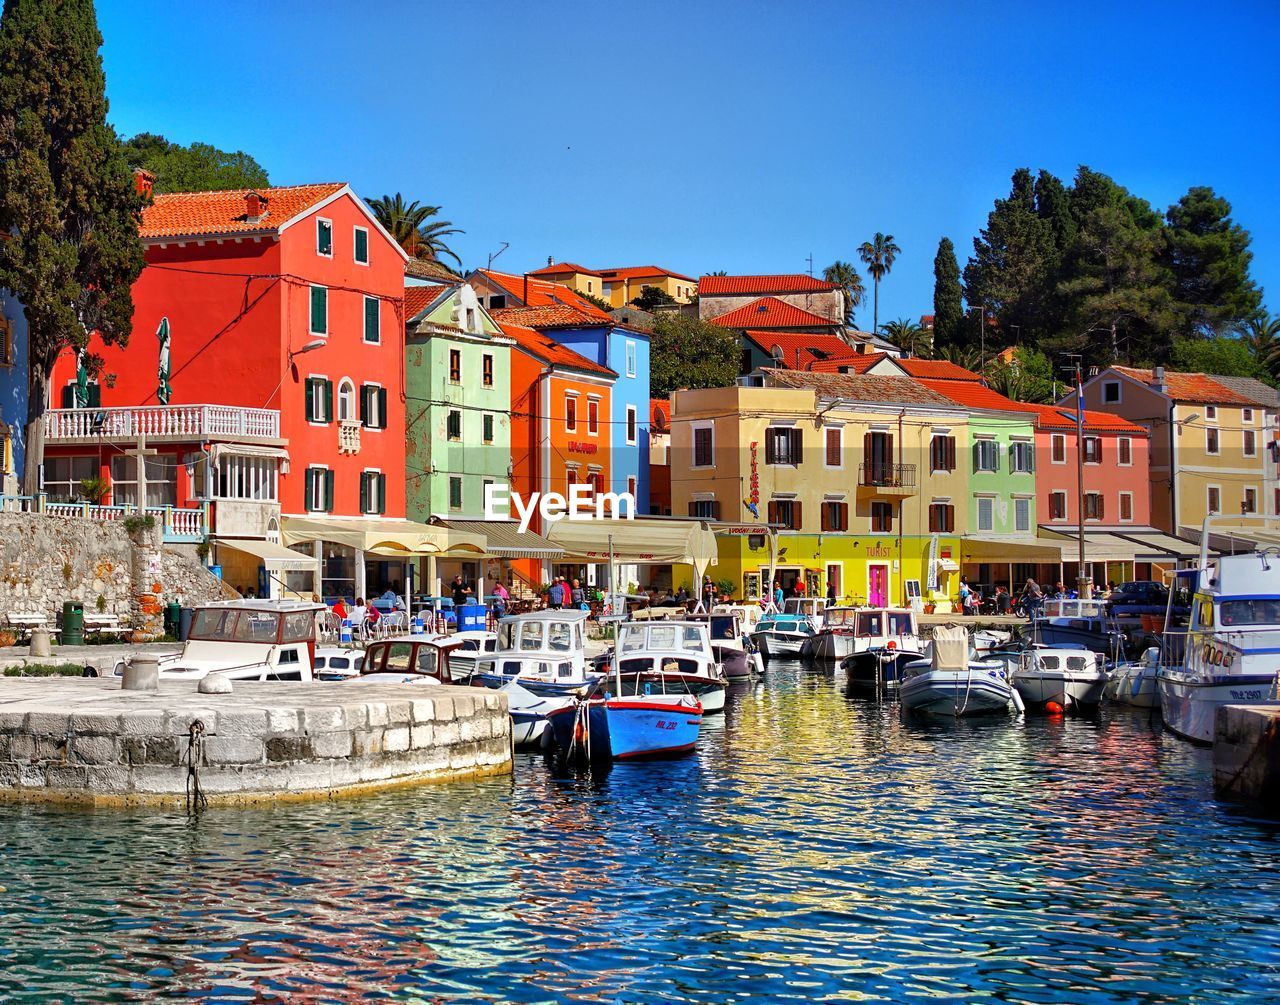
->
xmin=78 ymin=476 xmax=110 ymax=505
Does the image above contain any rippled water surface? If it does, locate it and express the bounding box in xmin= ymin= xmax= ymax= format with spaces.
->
xmin=2 ymin=664 xmax=1279 ymax=1003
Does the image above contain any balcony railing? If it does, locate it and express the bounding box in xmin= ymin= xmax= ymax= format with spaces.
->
xmin=338 ymin=419 xmax=361 ymax=455
xmin=44 ymin=404 xmax=280 ymax=442
xmin=858 ymin=462 xmax=917 ymax=492
xmin=1 ymin=495 xmax=208 ymax=543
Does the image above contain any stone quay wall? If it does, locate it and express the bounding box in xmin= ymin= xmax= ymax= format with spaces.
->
xmin=1214 ymin=703 xmax=1280 ymax=803
xmin=0 ymin=679 xmax=511 ymax=806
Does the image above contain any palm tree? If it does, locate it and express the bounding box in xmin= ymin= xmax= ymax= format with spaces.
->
xmin=823 ymin=261 xmax=866 ymax=325
xmin=927 ymin=342 xmax=982 ymax=371
xmin=368 ymin=193 xmax=464 ymax=268
xmin=1238 ymin=313 xmax=1280 ymax=379
xmin=857 ymin=232 xmax=901 ymax=335
xmin=880 ymin=317 xmax=927 ymax=356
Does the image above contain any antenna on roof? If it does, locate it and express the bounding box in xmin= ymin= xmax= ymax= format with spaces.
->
xmin=806 ymin=253 xmax=814 ymax=277
xmin=486 ymin=242 xmax=510 ymax=270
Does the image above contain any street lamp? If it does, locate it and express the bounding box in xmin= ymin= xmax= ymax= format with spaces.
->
xmin=288 ymin=339 xmax=326 ymax=364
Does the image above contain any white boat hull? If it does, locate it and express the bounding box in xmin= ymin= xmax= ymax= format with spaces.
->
xmin=900 ymin=666 xmax=1013 ymax=716
xmin=1105 ymin=664 xmax=1160 ymax=708
xmin=802 ymin=633 xmax=856 ymax=661
xmin=1157 ymin=671 xmax=1275 ymax=744
xmin=754 ymin=631 xmax=805 ymax=659
xmin=1012 ymin=671 xmax=1106 ymax=709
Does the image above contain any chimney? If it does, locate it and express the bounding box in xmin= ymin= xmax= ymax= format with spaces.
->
xmin=547 ymin=256 xmax=553 ymax=267
xmin=1154 ymin=365 xmax=1167 ymax=394
xmin=244 ymin=191 xmax=267 ymax=223
xmin=133 ymin=168 xmax=155 ymax=201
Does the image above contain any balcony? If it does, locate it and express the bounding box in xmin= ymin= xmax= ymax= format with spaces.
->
xmin=857 ymin=462 xmax=917 ymax=496
xmin=338 ymin=419 xmax=362 ymax=455
xmin=3 ymin=496 xmax=210 ymax=543
xmin=44 ymin=404 xmax=280 ymax=444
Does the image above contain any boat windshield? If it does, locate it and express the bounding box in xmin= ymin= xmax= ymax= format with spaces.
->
xmin=709 ymin=615 xmax=738 ymax=640
xmin=826 ymin=609 xmax=853 ymax=627
xmin=548 ymin=622 xmax=573 ymax=652
xmin=498 ymin=622 xmax=516 ymax=650
xmin=1218 ymin=599 xmax=1280 ymax=627
xmin=620 ymin=627 xmax=647 ymax=653
xmin=520 ymin=622 xmax=544 ymax=651
xmin=189 ymin=608 xmax=280 ymax=643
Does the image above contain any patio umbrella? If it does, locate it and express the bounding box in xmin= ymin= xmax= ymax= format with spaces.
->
xmin=155 ymin=317 xmax=171 ymax=404
xmin=73 ymin=349 xmax=90 ymax=408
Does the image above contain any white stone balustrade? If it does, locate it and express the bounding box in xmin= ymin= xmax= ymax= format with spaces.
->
xmin=44 ymin=404 xmax=279 ymax=442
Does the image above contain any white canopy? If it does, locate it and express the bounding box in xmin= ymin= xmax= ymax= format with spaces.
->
xmin=281 ymin=517 xmax=486 ymax=557
xmin=213 ymin=537 xmax=318 ymax=572
xmin=546 ymin=517 xmax=719 ymax=581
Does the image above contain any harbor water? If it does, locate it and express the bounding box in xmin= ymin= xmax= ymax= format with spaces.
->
xmin=2 ymin=663 xmax=1279 ymax=1003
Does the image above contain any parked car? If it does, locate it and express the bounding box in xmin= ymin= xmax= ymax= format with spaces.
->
xmin=1106 ymin=581 xmax=1189 ymax=619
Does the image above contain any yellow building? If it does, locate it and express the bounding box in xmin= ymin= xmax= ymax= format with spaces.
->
xmin=670 ymin=371 xmax=971 ymax=608
xmin=523 ymin=262 xmax=604 ymax=299
xmin=527 ymin=262 xmax=697 ymax=308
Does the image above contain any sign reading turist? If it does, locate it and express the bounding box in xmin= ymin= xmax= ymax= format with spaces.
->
xmin=485 ymin=484 xmax=636 ymax=534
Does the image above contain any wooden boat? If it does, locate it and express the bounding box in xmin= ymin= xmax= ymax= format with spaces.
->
xmin=608 ymin=620 xmax=727 ymax=713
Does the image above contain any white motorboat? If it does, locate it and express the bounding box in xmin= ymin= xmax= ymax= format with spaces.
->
xmin=899 ymin=625 xmax=1015 ymax=716
xmin=704 ymin=610 xmax=763 ymax=678
xmin=448 ymin=630 xmax=497 ymax=678
xmin=828 ymin=609 xmax=927 ymax=684
xmin=1158 ymin=530 xmax=1280 ymax=744
xmin=1105 ymin=647 xmax=1161 ymax=708
xmin=782 ymin=597 xmax=828 ymax=631
xmin=607 ymin=620 xmax=728 ymax=713
xmin=751 ymin=615 xmax=815 ymax=659
xmin=470 ymin=610 xmax=600 ymax=697
xmin=313 ymin=646 xmax=365 ymax=681
xmin=1010 ymin=645 xmax=1107 ymax=710
xmin=712 ymin=602 xmax=765 ymax=634
xmin=499 ymin=680 xmax=576 ymax=748
xmin=973 ymin=628 xmax=1012 ymax=654
xmin=800 ymin=607 xmax=860 ymax=661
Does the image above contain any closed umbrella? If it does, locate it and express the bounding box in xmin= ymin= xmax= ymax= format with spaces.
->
xmin=155 ymin=317 xmax=171 ymax=404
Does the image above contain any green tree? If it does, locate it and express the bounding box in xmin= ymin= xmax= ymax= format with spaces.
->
xmin=1237 ymin=313 xmax=1280 ymax=379
xmin=649 ymin=313 xmax=740 ymax=398
xmin=823 ymin=260 xmax=865 ymax=325
xmin=880 ymin=317 xmax=928 ymax=356
xmin=0 ymin=0 xmax=145 ymax=492
xmin=367 ymin=193 xmax=463 ymax=268
xmin=858 ymin=232 xmax=900 ymax=335
xmin=121 ymin=132 xmax=268 ymax=193
xmin=630 ymin=285 xmax=677 ymax=311
xmin=1171 ymin=335 xmax=1272 ymax=382
xmin=1164 ymin=186 xmax=1262 ymax=337
xmin=932 ymin=237 xmax=963 ymax=349
xmin=983 ymin=346 xmax=1056 ymax=403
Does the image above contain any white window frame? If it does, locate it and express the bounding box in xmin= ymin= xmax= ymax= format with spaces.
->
xmin=446 ymin=408 xmax=462 ymax=441
xmin=1244 ymin=428 xmax=1257 ymax=457
xmin=363 ymin=381 xmax=384 ymax=432
xmin=353 ymin=225 xmax=369 ymax=266
xmin=1084 ymin=491 xmax=1104 ymax=522
xmin=625 ymin=339 xmax=637 ymax=378
xmin=587 ymin=395 xmax=601 ymax=437
xmin=1207 ymin=484 xmax=1221 ymax=515
xmin=824 ymin=425 xmax=843 ymax=469
xmin=1050 ymin=433 xmax=1066 ymax=465
xmin=448 ymin=475 xmax=463 ymax=510
xmin=316 ymin=217 xmax=333 ymax=258
xmin=565 ymin=391 xmax=579 ymax=433
xmin=1049 ymin=490 xmax=1068 ymax=522
xmin=1205 ymin=405 xmax=1218 ymax=421
xmin=1119 ymin=490 xmax=1134 ymax=523
xmin=1243 ymin=407 xmax=1254 ymax=424
xmin=625 ymin=404 xmax=638 ymax=445
xmin=307 ymin=373 xmax=331 ymax=427
xmin=1117 ymin=436 xmax=1132 ymax=466
xmin=976 ymin=495 xmax=995 ymax=532
xmin=363 ymin=295 xmax=380 ymax=345
xmin=361 ymin=467 xmax=384 ymax=515
xmin=1102 ymin=380 xmax=1122 ymax=404
xmin=448 ymin=347 xmax=463 ymax=385
xmin=336 ymin=377 xmax=356 ymax=422
xmin=482 ymin=412 xmax=495 ymax=444
xmin=1010 ymin=438 xmax=1034 ymax=474
xmin=692 ymin=423 xmax=715 ymax=469
xmin=974 ymin=437 xmax=998 ymax=473
xmin=306 ymin=466 xmax=330 ymax=513
xmin=1206 ymin=427 xmax=1220 ymax=455
xmin=1244 ymin=486 xmax=1258 ymax=515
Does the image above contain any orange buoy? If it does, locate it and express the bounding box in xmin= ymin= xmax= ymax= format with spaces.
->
xmin=1045 ymin=700 xmax=1065 ymax=715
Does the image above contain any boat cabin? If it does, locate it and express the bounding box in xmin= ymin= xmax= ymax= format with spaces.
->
xmin=783 ymin=598 xmax=827 ymax=621
xmin=853 ymin=608 xmax=917 ymax=638
xmin=712 ymin=603 xmax=764 ymax=630
xmin=475 ymin=609 xmax=592 ymax=684
xmin=617 ymin=620 xmax=716 ymax=676
xmin=360 ymin=635 xmax=461 ymax=682
xmin=162 ymin=600 xmax=327 ymax=681
xmin=1040 ymin=599 xmax=1109 ymax=621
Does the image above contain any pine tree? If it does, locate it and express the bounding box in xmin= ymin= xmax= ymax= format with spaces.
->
xmin=0 ymin=0 xmax=144 ymax=492
xmin=932 ymin=238 xmax=963 ymax=350
xmin=1164 ymin=186 xmax=1262 ymax=337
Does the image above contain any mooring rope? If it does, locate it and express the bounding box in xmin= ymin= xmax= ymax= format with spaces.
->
xmin=184 ymin=718 xmax=208 ymax=816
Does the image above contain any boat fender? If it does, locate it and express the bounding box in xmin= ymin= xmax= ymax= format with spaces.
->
xmin=1045 ymin=700 xmax=1064 ymax=715
xmin=1011 ymin=688 xmax=1025 ymax=715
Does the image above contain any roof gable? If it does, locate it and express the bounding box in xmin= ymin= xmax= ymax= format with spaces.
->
xmin=698 ymin=273 xmax=840 ymax=296
xmin=497 ymin=321 xmax=615 ymax=377
xmin=711 ymin=296 xmax=836 ymax=330
xmin=471 ymin=269 xmax=612 ymax=321
xmin=1106 ymin=366 xmax=1253 ymax=406
xmin=762 ymin=369 xmax=964 ymax=409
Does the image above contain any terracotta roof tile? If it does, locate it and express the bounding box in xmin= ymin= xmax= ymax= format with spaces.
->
xmin=741 ymin=330 xmax=855 ymax=369
xmin=474 ymin=269 xmax=613 ymax=321
xmin=527 ymin=262 xmax=601 ymax=277
xmin=698 ymin=273 xmax=840 ymax=296
xmin=404 ymin=285 xmax=449 ymax=322
xmin=1193 ymin=374 xmax=1279 ymax=408
xmin=1020 ymin=402 xmax=1148 ymax=434
xmin=491 ymin=304 xmax=602 ymax=329
xmin=914 ymin=378 xmax=1040 ymax=416
xmin=762 ymin=369 xmax=963 ymax=408
xmin=405 ymin=257 xmax=460 ymax=281
xmin=1109 ymin=366 xmax=1254 ymax=405
xmin=599 ymin=265 xmax=697 ymax=283
xmin=141 ymin=183 xmax=345 ymax=238
xmin=805 ymin=352 xmax=884 ymax=374
xmin=711 ymin=296 xmax=837 ymax=330
xmin=498 ymin=321 xmax=616 ymax=377
xmin=893 ymin=357 xmax=984 ymax=380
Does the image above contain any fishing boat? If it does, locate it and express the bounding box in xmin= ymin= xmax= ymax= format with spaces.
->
xmin=800 ymin=607 xmax=859 ymax=661
xmin=750 ymin=614 xmax=815 ymax=659
xmin=312 ymin=646 xmax=365 ymax=681
xmin=1030 ymin=598 xmax=1126 ymax=658
xmin=712 ymin=602 xmax=765 ymax=635
xmin=703 ymin=610 xmax=763 ymax=679
xmin=447 ymin=630 xmax=497 ymax=678
xmin=606 ymin=620 xmax=727 ymax=713
xmin=467 ymin=610 xmax=601 ymax=697
xmin=972 ymin=628 xmax=1013 ymax=654
xmin=545 ymin=693 xmax=703 ymax=761
xmin=1105 ymin=647 xmax=1161 ymax=709
xmin=1158 ymin=542 xmax=1280 ymax=744
xmin=782 ymin=597 xmax=828 ymax=630
xmin=899 ymin=626 xmax=1016 ymax=716
xmin=1010 ymin=645 xmax=1107 ymax=711
xmin=832 ymin=609 xmax=927 ymax=685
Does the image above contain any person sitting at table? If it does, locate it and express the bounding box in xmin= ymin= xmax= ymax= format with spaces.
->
xmin=378 ymin=588 xmax=406 ymax=612
xmin=332 ymin=597 xmax=349 ymax=621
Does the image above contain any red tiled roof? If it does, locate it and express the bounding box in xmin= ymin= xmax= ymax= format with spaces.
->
xmin=404 ymin=284 xmax=448 ymax=321
xmin=492 ymin=304 xmax=602 ymax=329
xmin=141 ymin=183 xmax=346 ymax=238
xmin=698 ymin=273 xmax=839 ymax=296
xmin=711 ymin=296 xmax=837 ymax=330
xmin=1020 ymin=402 xmax=1148 ymax=434
xmin=893 ymin=357 xmax=984 ymax=381
xmin=650 ymin=398 xmax=670 ymax=429
xmin=806 ymin=352 xmax=884 ymax=374
xmin=474 ymin=269 xmax=613 ymax=321
xmin=741 ymin=330 xmax=855 ymax=369
xmin=915 ymin=378 xmax=1040 ymax=416
xmin=405 ymin=257 xmax=459 ymax=281
xmin=527 ymin=262 xmax=601 ymax=277
xmin=599 ymin=265 xmax=697 ymax=283
xmin=498 ymin=321 xmax=615 ymax=377
xmin=1109 ymin=366 xmax=1254 ymax=406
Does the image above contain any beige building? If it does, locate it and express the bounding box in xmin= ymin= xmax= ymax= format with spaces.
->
xmin=526 ymin=262 xmax=697 ymax=308
xmin=697 ymin=273 xmax=845 ymax=325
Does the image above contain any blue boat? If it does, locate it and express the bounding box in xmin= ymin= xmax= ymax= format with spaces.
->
xmin=465 ymin=610 xmax=601 ymax=698
xmin=546 ymin=695 xmax=702 ymax=761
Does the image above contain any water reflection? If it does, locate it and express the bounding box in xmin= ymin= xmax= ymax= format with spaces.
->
xmin=1 ymin=663 xmax=1278 ymax=1003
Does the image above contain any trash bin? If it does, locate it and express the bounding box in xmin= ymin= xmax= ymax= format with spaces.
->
xmin=61 ymin=601 xmax=84 ymax=646
xmin=164 ymin=601 xmax=181 ymax=638
xmin=179 ymin=607 xmax=195 ymax=642
xmin=458 ymin=602 xmax=487 ymax=633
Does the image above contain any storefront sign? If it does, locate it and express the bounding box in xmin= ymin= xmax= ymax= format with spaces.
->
xmin=567 ymin=441 xmax=598 ymax=454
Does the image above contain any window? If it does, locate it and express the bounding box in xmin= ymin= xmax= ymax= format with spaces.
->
xmin=819 ymin=500 xmax=849 ymax=531
xmin=625 ymin=340 xmax=637 ymax=378
xmin=767 ymin=499 xmax=801 ymax=530
xmin=864 ymin=431 xmax=894 ymax=483
xmin=565 ymin=466 xmax=580 ymax=496
xmin=977 ymin=497 xmax=994 ymax=532
xmin=1119 ymin=491 xmax=1133 ymax=522
xmin=766 ymin=426 xmax=803 ymax=466
xmin=1244 ymin=408 xmax=1254 ymax=423
xmin=363 ymin=296 xmax=380 ymax=344
xmin=1083 ymin=436 xmax=1102 ymax=463
xmin=1049 ymin=489 xmax=1070 ymax=522
xmin=587 ymin=398 xmax=599 ymax=435
xmin=1206 ymin=428 xmax=1219 ymax=454
xmin=482 ymin=353 xmax=494 ymax=387
xmin=208 ymin=454 xmax=277 ymax=501
xmin=689 ymin=499 xmax=721 ymax=519
xmin=0 ymin=316 xmax=11 ymax=366
xmin=41 ymin=455 xmax=97 ymax=503
xmin=565 ymin=395 xmax=577 ymax=432
xmin=1206 ymin=405 xmax=1218 ymax=421
xmin=974 ymin=438 xmax=999 ymax=472
xmin=1015 ymin=497 xmax=1031 ymax=532
xmin=449 ymin=349 xmax=462 ymax=383
xmin=627 ymin=476 xmax=637 ymax=499
xmin=360 ymin=384 xmax=387 ymax=430
xmin=316 ymin=218 xmax=333 ymax=256
xmin=336 ymin=379 xmax=355 ymax=422
xmin=928 ymin=502 xmax=954 ymax=533
xmin=1051 ymin=434 xmax=1066 ymax=464
xmin=353 ymin=226 xmax=369 ymax=265
xmin=825 ymin=427 xmax=843 ymax=468
xmin=626 ymin=405 xmax=637 ymax=445
xmin=930 ymin=434 xmax=956 ymax=472
xmin=449 ymin=476 xmax=463 ymax=510
xmin=693 ymin=426 xmax=713 ymax=467
xmin=359 ymin=470 xmax=387 ymax=515
xmin=447 ymin=409 xmax=462 ymax=441
xmin=1118 ymin=437 xmax=1132 ymax=465
xmin=488 ymin=294 xmax=507 ymax=310
xmin=1084 ymin=492 xmax=1105 ymax=520
xmin=869 ymin=501 xmax=891 ymax=533
xmin=305 ymin=377 xmax=333 ymax=423
xmin=1103 ymin=380 xmax=1121 ymax=403
xmin=1208 ymin=486 xmax=1221 ymax=514
xmin=309 ymin=285 xmax=327 ymax=335
xmin=304 ymin=467 xmax=334 ymax=513
xmin=1244 ymin=487 xmax=1258 ymax=514
xmin=1244 ymin=430 xmax=1256 ymax=457
xmin=1010 ymin=441 xmax=1034 ymax=473
xmin=483 ymin=413 xmax=494 ymax=444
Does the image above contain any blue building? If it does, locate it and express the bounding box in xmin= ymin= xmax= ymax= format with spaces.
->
xmin=0 ymin=290 xmax=28 ymax=494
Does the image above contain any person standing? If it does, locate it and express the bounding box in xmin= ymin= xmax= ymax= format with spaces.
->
xmin=451 ymin=575 xmax=471 ymax=608
xmin=548 ymin=578 xmax=565 ymax=610
xmin=773 ymin=579 xmax=784 ymax=611
xmin=492 ymin=581 xmax=509 ymax=617
xmin=571 ymin=578 xmax=585 ymax=609
xmin=826 ymin=580 xmax=836 ymax=604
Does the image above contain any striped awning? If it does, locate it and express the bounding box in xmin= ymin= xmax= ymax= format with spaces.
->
xmin=432 ymin=519 xmax=562 ymax=559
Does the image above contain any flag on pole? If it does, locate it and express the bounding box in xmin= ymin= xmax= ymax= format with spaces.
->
xmin=155 ymin=317 xmax=171 ymax=405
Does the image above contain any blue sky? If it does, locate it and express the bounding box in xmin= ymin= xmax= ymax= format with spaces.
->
xmin=98 ymin=0 xmax=1279 ymax=326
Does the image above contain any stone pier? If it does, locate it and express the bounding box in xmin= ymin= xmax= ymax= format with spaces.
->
xmin=0 ymin=678 xmax=510 ymax=807
xmin=1213 ymin=704 xmax=1280 ymax=805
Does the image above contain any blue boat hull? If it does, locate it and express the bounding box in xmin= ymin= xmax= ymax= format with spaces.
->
xmin=546 ymin=698 xmax=702 ymax=761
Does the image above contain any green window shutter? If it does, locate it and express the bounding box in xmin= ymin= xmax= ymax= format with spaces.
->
xmin=993 ymin=443 xmax=1001 ymax=472
xmin=304 ymin=470 xmax=314 ymax=511
xmin=355 ymin=228 xmax=368 ymax=263
xmin=317 ymin=220 xmax=332 ymax=256
xmin=310 ymin=286 xmax=327 ymax=334
xmin=378 ymin=474 xmax=387 ymax=515
xmin=88 ymin=384 xmax=101 ymax=407
xmin=377 ymin=387 xmax=388 ymax=429
xmin=61 ymin=385 xmax=74 ymax=408
xmin=365 ymin=297 xmax=379 ymax=343
xmin=324 ymin=469 xmax=335 ymax=512
xmin=359 ymin=386 xmax=369 ymax=427
xmin=304 ymin=379 xmax=316 ymax=422
xmin=359 ymin=472 xmax=369 ymax=514
xmin=323 ymin=379 xmax=334 ymax=423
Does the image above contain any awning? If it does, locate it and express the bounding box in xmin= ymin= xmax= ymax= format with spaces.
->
xmin=433 ymin=519 xmax=563 ymax=559
xmin=213 ymin=537 xmax=318 ymax=572
xmin=1037 ymin=529 xmax=1141 ymax=562
xmin=963 ymin=531 xmax=1132 ymax=563
xmin=1110 ymin=528 xmax=1200 ymax=560
xmin=1182 ymin=524 xmax=1275 ymax=555
xmin=546 ymin=517 xmax=718 ymax=580
xmin=208 ymin=443 xmax=291 ymax=473
xmin=281 ymin=517 xmax=487 ymax=557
